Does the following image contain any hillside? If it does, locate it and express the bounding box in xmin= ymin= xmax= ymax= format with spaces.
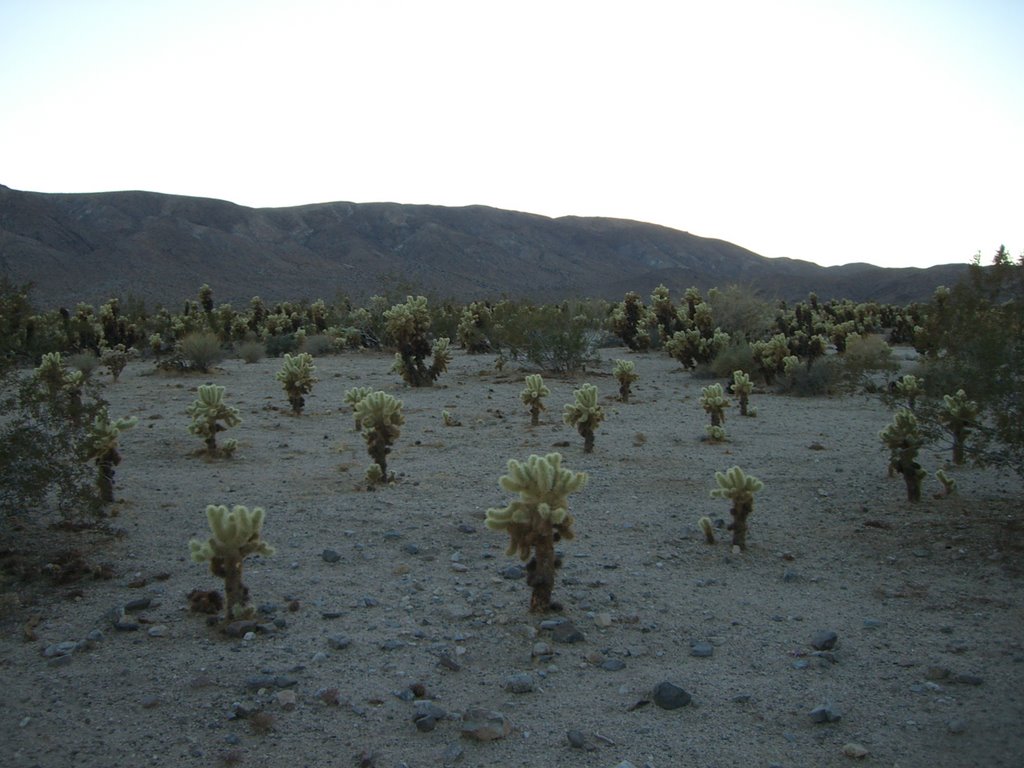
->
xmin=0 ymin=184 xmax=966 ymax=309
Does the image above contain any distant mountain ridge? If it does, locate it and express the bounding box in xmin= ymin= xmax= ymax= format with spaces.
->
xmin=0 ymin=184 xmax=966 ymax=309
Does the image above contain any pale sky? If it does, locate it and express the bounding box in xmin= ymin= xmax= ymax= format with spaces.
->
xmin=2 ymin=0 xmax=1021 ymax=268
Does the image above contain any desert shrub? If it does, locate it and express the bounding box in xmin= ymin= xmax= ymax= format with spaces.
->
xmin=235 ymin=339 xmax=265 ymax=364
xmin=709 ymin=340 xmax=758 ymax=380
xmin=0 ymin=358 xmax=108 ymax=519
xmin=264 ymin=333 xmax=299 ymax=358
xmin=300 ymin=334 xmax=334 ymax=357
xmin=781 ymin=356 xmax=842 ymax=397
xmin=707 ymin=285 xmax=774 ymax=340
xmin=66 ymin=351 xmax=101 ymax=380
xmin=176 ymin=331 xmax=223 ymax=372
xmin=838 ymin=333 xmax=899 ymax=391
xmin=495 ymin=302 xmax=598 ymax=373
xmin=911 ymin=250 xmax=1023 ymax=473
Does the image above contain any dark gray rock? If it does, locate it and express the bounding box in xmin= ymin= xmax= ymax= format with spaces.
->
xmin=321 ymin=549 xmax=341 ymax=563
xmin=809 ymin=703 xmax=842 ymax=723
xmin=460 ymin=709 xmax=511 ymax=741
xmin=503 ymin=673 xmax=534 ymax=693
xmin=601 ymin=658 xmax=626 ymax=671
xmin=500 ymin=564 xmax=525 ymax=580
xmin=652 ymin=681 xmax=691 ymax=710
xmin=124 ymin=597 xmax=151 ymax=612
xmin=327 ymin=634 xmax=351 ymax=650
xmin=690 ymin=641 xmax=714 ymax=657
xmin=551 ymin=621 xmax=585 ymax=644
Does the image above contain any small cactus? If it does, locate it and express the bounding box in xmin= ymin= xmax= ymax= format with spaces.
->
xmin=935 ymin=469 xmax=957 ymax=498
xmin=189 ymin=504 xmax=274 ymax=621
xmin=85 ymin=411 xmax=137 ymax=502
xmin=705 ymin=424 xmax=727 ymax=442
xmin=442 ymin=409 xmax=461 ymax=427
xmin=940 ymin=389 xmax=979 ymax=466
xmin=710 ymin=466 xmax=763 ymax=551
xmin=485 ymin=453 xmax=587 ymax=612
xmin=356 ymin=391 xmax=404 ymax=484
xmin=700 ymin=383 xmax=729 ymax=428
xmin=732 ymin=370 xmax=753 ymax=416
xmin=698 ymin=516 xmax=716 ymax=544
xmin=276 ymin=352 xmax=317 ymax=415
xmin=343 ymin=386 xmax=374 ymax=430
xmin=563 ymin=383 xmax=605 ymax=453
xmin=893 ymin=375 xmax=924 ymax=411
xmin=187 ymin=384 xmax=241 ymax=456
xmin=521 ymin=374 xmax=550 ymax=426
xmin=613 ymin=359 xmax=639 ymax=402
xmin=880 ymin=408 xmax=926 ymax=501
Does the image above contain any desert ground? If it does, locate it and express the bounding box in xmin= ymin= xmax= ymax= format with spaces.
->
xmin=1 ymin=347 xmax=1021 ymax=768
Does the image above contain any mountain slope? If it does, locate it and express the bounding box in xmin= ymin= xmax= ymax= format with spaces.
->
xmin=0 ymin=185 xmax=965 ymax=308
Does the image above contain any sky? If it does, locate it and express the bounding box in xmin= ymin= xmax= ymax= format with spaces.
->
xmin=1 ymin=0 xmax=1022 ymax=269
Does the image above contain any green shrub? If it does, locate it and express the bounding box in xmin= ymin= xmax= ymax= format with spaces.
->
xmin=264 ymin=333 xmax=299 ymax=358
xmin=235 ymin=339 xmax=265 ymax=364
xmin=301 ymin=334 xmax=334 ymax=356
xmin=709 ymin=340 xmax=758 ymax=380
xmin=177 ymin=331 xmax=224 ymax=373
xmin=66 ymin=351 xmax=101 ymax=380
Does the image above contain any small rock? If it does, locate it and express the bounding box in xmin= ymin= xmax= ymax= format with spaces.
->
xmin=566 ymin=729 xmax=589 ymax=749
xmin=327 ymin=634 xmax=352 ymax=650
xmin=532 ymin=641 xmax=553 ymax=658
xmin=124 ymin=597 xmax=152 ymax=612
xmin=809 ymin=703 xmax=842 ymax=723
xmin=810 ymin=630 xmax=838 ymax=651
xmin=594 ymin=612 xmax=613 ymax=627
xmin=947 ymin=718 xmax=967 ymax=734
xmin=42 ymin=640 xmax=79 ymax=658
xmin=652 ymin=681 xmax=691 ymax=710
xmin=460 ymin=709 xmax=511 ymax=741
xmin=224 ymin=620 xmax=260 ymax=638
xmin=140 ymin=695 xmax=160 ymax=709
xmin=147 ymin=625 xmax=168 ymax=638
xmin=842 ymin=742 xmax=869 ymax=758
xmin=551 ymin=622 xmax=585 ymax=644
xmin=690 ymin=641 xmax=714 ymax=657
xmin=277 ymin=690 xmax=297 ymax=710
xmin=952 ymin=673 xmax=983 ymax=686
xmin=503 ymin=673 xmax=534 ymax=693
xmin=457 ymin=523 xmax=476 ymax=534
xmin=441 ymin=743 xmax=464 ymax=766
xmin=321 ymin=549 xmax=341 ymax=563
xmin=500 ymin=564 xmax=524 ymax=579
xmin=601 ymin=658 xmax=626 ymax=671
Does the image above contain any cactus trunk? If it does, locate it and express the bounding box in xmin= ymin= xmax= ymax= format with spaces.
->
xmin=580 ymin=426 xmax=595 ymax=453
xmin=527 ymin=525 xmax=557 ymax=612
xmin=728 ymin=499 xmax=753 ymax=550
xmin=738 ymin=393 xmax=748 ymax=416
xmin=952 ymin=435 xmax=965 ymax=466
xmin=215 ymin=556 xmax=249 ymax=620
xmin=96 ymin=448 xmax=119 ymax=503
xmin=530 ymin=404 xmax=541 ymax=426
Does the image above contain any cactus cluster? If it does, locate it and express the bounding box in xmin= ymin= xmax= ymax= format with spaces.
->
xmin=700 ymin=383 xmax=729 ymax=441
xmin=563 ymin=383 xmax=605 ymax=453
xmin=343 ymin=386 xmax=374 ymax=430
xmin=385 ymin=295 xmax=452 ymax=386
xmin=940 ymin=389 xmax=979 ymax=465
xmin=732 ymin=370 xmax=754 ymax=416
xmin=485 ymin=453 xmax=587 ymax=612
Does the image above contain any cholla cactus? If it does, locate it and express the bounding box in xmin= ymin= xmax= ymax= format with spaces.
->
xmin=356 ymin=391 xmax=404 ymax=484
xmin=698 ymin=516 xmax=716 ymax=545
xmin=35 ymin=352 xmax=67 ymax=400
xmin=782 ymin=355 xmax=801 ymax=378
xmin=442 ymin=409 xmax=461 ymax=427
xmin=85 ymin=411 xmax=137 ymax=502
xmin=880 ymin=408 xmax=926 ymax=501
xmin=343 ymin=386 xmax=374 ymax=430
xmin=751 ymin=334 xmax=790 ymax=384
xmin=276 ymin=352 xmax=317 ymax=415
xmin=385 ymin=295 xmax=452 ymax=386
xmin=187 ymin=384 xmax=241 ymax=456
xmin=521 ymin=374 xmax=550 ymax=426
xmin=700 ymin=383 xmax=729 ymax=428
xmin=100 ymin=344 xmax=132 ymax=382
xmin=563 ymin=383 xmax=605 ymax=453
xmin=732 ymin=370 xmax=753 ymax=416
xmin=705 ymin=424 xmax=727 ymax=442
xmin=35 ymin=352 xmax=85 ymax=420
xmin=485 ymin=453 xmax=587 ymax=612
xmin=710 ymin=466 xmax=763 ymax=551
xmin=940 ymin=389 xmax=979 ymax=465
xmin=935 ymin=469 xmax=957 ymax=498
xmin=608 ymin=292 xmax=654 ymax=351
xmin=894 ymin=375 xmax=925 ymax=411
xmin=189 ymin=504 xmax=274 ymax=621
xmin=613 ymin=359 xmax=639 ymax=403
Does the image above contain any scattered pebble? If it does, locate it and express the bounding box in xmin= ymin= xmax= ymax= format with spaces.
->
xmin=690 ymin=641 xmax=714 ymax=657
xmin=947 ymin=718 xmax=968 ymax=734
xmin=842 ymin=742 xmax=869 ymax=758
xmin=810 ymin=630 xmax=838 ymax=651
xmin=321 ymin=549 xmax=341 ymax=563
xmin=809 ymin=703 xmax=842 ymax=723
xmin=503 ymin=672 xmax=535 ymax=693
xmin=551 ymin=622 xmax=585 ymax=644
xmin=460 ymin=709 xmax=511 ymax=741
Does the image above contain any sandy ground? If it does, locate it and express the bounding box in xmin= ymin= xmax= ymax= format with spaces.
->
xmin=1 ymin=347 xmax=1022 ymax=768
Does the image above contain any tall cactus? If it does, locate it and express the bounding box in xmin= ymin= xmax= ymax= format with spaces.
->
xmin=356 ymin=391 xmax=404 ymax=483
xmin=521 ymin=374 xmax=550 ymax=426
xmin=189 ymin=504 xmax=274 ymax=621
xmin=732 ymin=370 xmax=753 ymax=416
xmin=880 ymin=408 xmax=925 ymax=501
xmin=85 ymin=411 xmax=137 ymax=502
xmin=276 ymin=352 xmax=317 ymax=415
xmin=613 ymin=359 xmax=639 ymax=403
xmin=940 ymin=389 xmax=979 ymax=466
xmin=485 ymin=453 xmax=587 ymax=612
xmin=710 ymin=466 xmax=763 ymax=550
